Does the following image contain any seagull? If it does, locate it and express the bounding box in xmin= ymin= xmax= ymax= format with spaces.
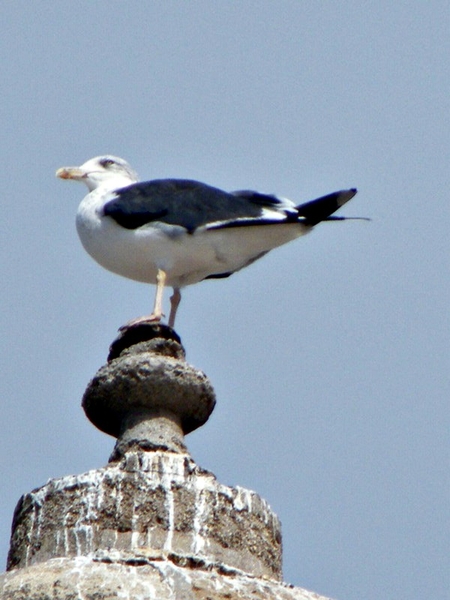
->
xmin=56 ymin=155 xmax=358 ymax=328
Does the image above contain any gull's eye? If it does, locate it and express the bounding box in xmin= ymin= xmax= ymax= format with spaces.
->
xmin=99 ymin=158 xmax=116 ymax=168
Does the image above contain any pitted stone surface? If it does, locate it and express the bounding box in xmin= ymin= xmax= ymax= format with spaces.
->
xmin=0 ymin=326 xmax=333 ymax=600
xmin=7 ymin=451 xmax=282 ymax=581
xmin=108 ymin=323 xmax=182 ymax=361
xmin=83 ymin=337 xmax=216 ymax=438
xmin=0 ymin=556 xmax=334 ymax=600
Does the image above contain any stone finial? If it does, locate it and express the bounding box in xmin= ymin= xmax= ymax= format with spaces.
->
xmin=6 ymin=324 xmax=283 ymax=581
xmin=82 ymin=324 xmax=216 ymax=458
xmin=1 ymin=324 xmax=334 ymax=600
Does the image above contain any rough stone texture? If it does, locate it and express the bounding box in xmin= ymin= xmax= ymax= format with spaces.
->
xmin=110 ymin=409 xmax=189 ymax=458
xmin=0 ymin=326 xmax=335 ymax=600
xmin=7 ymin=451 xmax=282 ymax=581
xmin=107 ymin=323 xmax=182 ymax=362
xmin=82 ymin=336 xmax=216 ymax=442
xmin=0 ymin=556 xmax=334 ymax=600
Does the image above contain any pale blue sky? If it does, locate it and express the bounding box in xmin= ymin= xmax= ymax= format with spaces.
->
xmin=1 ymin=3 xmax=448 ymax=599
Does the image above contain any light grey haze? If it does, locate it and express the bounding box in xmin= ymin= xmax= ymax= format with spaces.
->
xmin=0 ymin=3 xmax=448 ymax=600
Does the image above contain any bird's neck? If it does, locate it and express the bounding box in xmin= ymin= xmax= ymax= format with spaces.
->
xmin=86 ymin=176 xmax=137 ymax=194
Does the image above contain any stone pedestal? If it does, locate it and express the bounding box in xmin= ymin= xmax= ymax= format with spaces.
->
xmin=7 ymin=452 xmax=281 ymax=581
xmin=0 ymin=324 xmax=332 ymax=600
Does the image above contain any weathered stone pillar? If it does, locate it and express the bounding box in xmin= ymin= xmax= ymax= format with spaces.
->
xmin=0 ymin=324 xmax=332 ymax=599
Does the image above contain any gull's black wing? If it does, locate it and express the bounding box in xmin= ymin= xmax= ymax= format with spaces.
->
xmin=104 ymin=179 xmax=357 ymax=232
xmin=295 ymin=189 xmax=358 ymax=225
xmin=103 ymin=179 xmax=275 ymax=233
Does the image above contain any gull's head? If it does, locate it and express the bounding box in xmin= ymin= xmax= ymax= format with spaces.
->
xmin=56 ymin=155 xmax=139 ymax=192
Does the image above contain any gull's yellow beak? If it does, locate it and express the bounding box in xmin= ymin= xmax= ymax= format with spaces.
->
xmin=56 ymin=166 xmax=85 ymax=180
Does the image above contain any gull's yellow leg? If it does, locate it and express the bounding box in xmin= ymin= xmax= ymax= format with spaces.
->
xmin=168 ymin=287 xmax=181 ymax=328
xmin=121 ymin=269 xmax=167 ymax=330
xmin=150 ymin=268 xmax=166 ymax=322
